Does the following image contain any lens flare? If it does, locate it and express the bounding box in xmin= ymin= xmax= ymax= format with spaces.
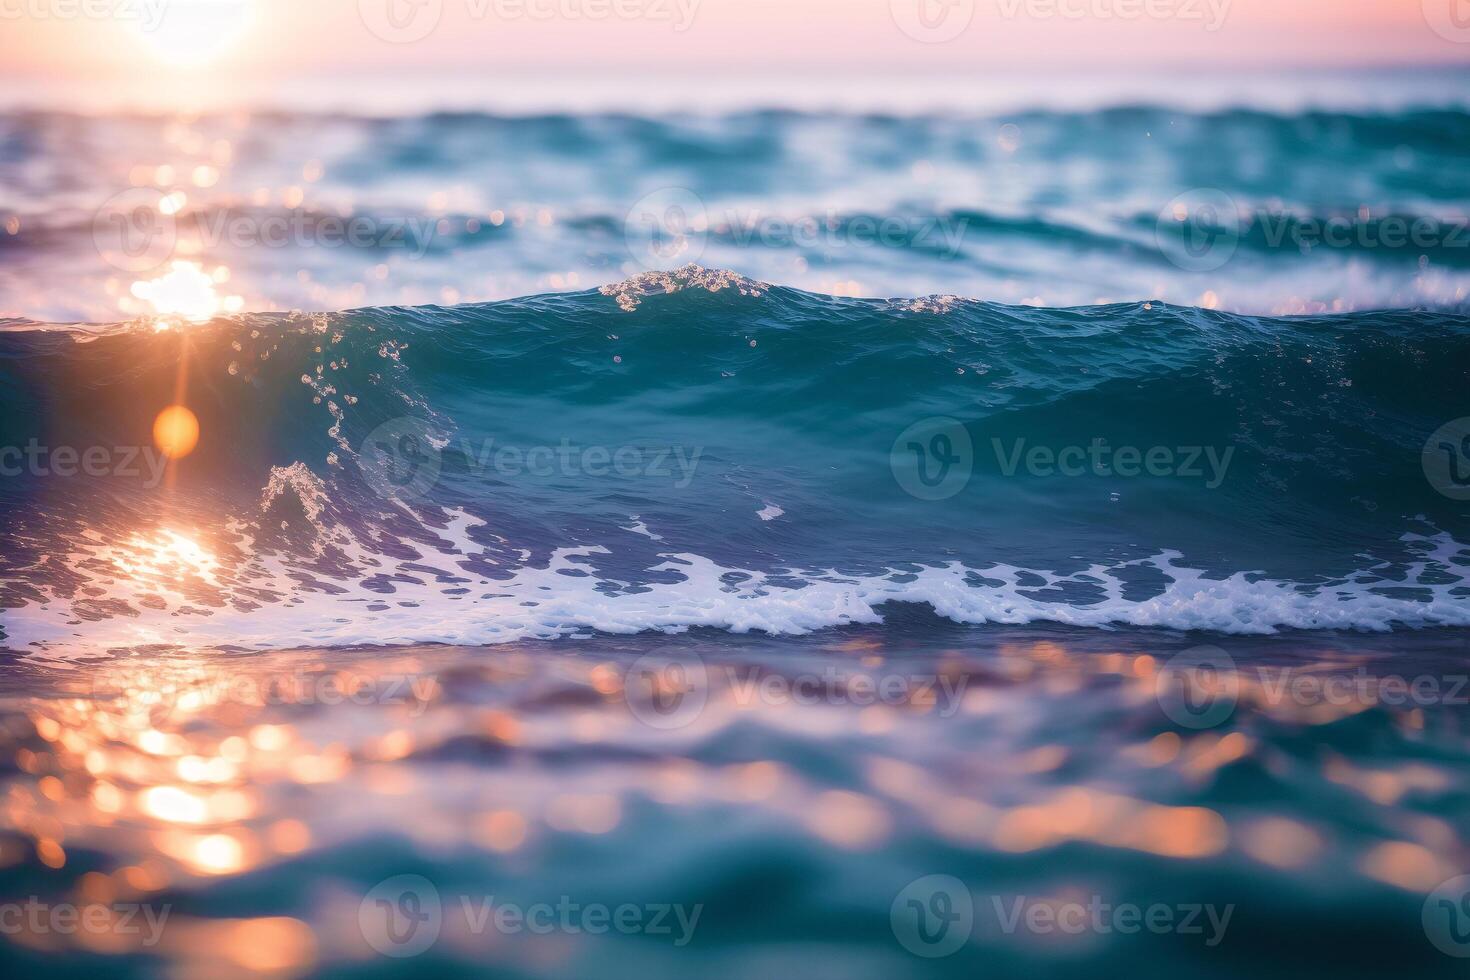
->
xmin=153 ymin=405 xmax=201 ymax=460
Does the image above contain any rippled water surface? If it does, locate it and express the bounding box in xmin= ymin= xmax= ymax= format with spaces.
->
xmin=1 ymin=70 xmax=1469 ymax=979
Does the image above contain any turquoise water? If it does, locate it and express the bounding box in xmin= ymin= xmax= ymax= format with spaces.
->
xmin=1 ymin=83 xmax=1469 ymax=977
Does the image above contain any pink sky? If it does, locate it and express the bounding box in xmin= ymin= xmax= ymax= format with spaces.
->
xmin=5 ymin=0 xmax=1467 ymax=79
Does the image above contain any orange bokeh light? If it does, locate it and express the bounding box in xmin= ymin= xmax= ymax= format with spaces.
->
xmin=153 ymin=405 xmax=201 ymax=460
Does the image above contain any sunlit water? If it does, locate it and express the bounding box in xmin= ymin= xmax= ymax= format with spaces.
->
xmin=1 ymin=71 xmax=1469 ymax=978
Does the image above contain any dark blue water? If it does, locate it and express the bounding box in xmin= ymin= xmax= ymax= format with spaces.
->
xmin=1 ymin=275 xmax=1468 ymax=651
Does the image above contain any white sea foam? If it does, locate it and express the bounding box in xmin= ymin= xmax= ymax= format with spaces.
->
xmin=6 ymin=503 xmax=1470 ymax=661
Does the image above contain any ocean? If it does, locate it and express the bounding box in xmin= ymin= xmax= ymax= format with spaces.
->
xmin=0 ymin=69 xmax=1468 ymax=977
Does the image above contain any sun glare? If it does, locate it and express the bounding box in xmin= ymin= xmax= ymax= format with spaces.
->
xmin=115 ymin=529 xmax=219 ymax=584
xmin=131 ymin=0 xmax=257 ymax=69
xmin=131 ymin=261 xmax=243 ymax=325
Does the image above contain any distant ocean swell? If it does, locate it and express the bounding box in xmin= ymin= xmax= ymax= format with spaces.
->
xmin=1 ymin=268 xmax=1467 ymax=655
xmin=2 ymin=105 xmax=1470 ymax=320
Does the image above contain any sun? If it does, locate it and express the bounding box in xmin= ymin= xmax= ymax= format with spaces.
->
xmin=131 ymin=0 xmax=257 ymax=69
